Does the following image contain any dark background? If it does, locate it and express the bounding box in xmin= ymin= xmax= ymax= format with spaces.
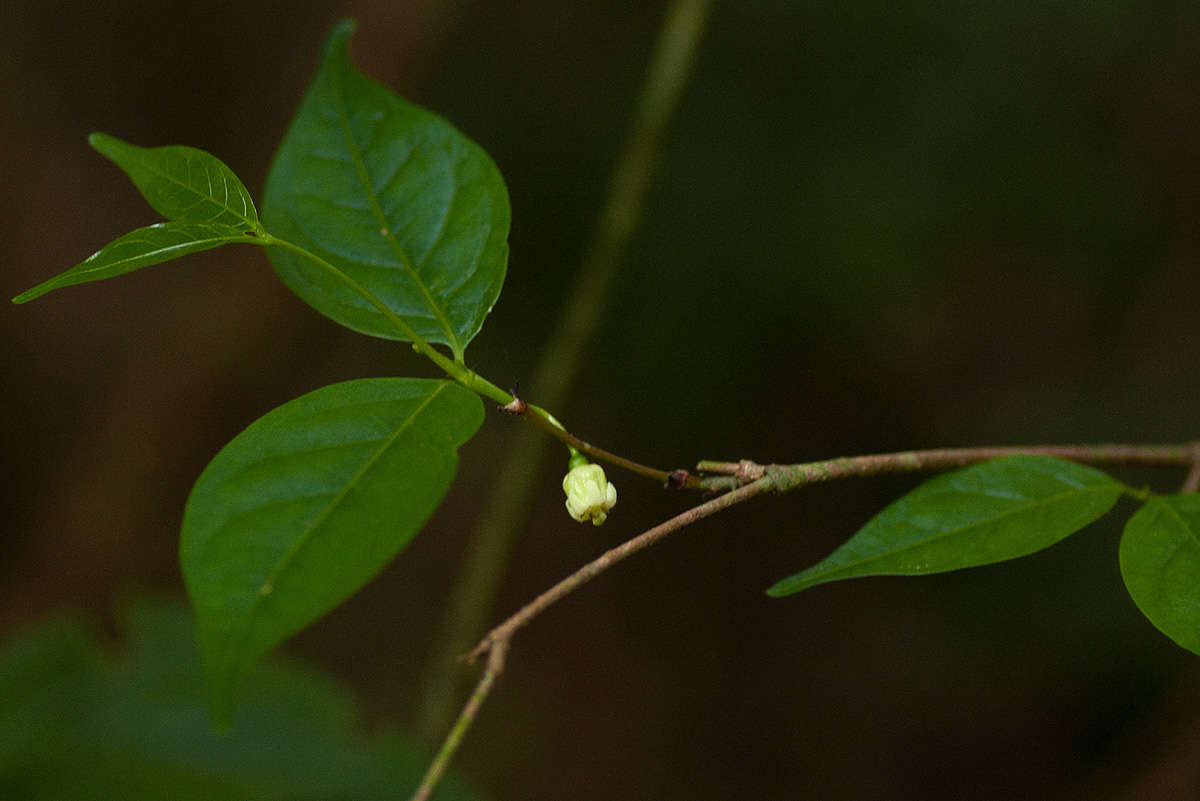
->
xmin=4 ymin=1 xmax=1200 ymax=798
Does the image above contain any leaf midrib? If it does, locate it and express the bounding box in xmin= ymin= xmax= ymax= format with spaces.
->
xmin=17 ymin=224 xmax=255 ymax=302
xmin=1158 ymin=498 xmax=1200 ymax=550
xmin=328 ymin=52 xmax=463 ymax=357
xmin=129 ymin=146 xmax=258 ymax=229
xmin=76 ymin=228 xmax=251 ymax=274
xmin=797 ymin=482 xmax=1116 ymax=585
xmin=228 ymin=382 xmax=448 ymax=662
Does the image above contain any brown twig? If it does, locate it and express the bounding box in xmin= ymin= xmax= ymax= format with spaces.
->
xmin=420 ymin=440 xmax=1199 ymax=798
xmin=460 ymin=440 xmax=1199 ymax=667
xmin=470 ymin=442 xmax=1198 ymax=661
xmin=464 ymin=441 xmax=1200 ymax=668
xmin=411 ymin=477 xmax=762 ymax=800
xmin=414 ymin=475 xmax=765 ymax=801
xmin=1180 ymin=442 xmax=1200 ymax=493
xmin=753 ymin=443 xmax=1197 ymax=492
xmin=470 ymin=477 xmax=774 ymax=661
xmin=409 ymin=640 xmax=509 ymax=801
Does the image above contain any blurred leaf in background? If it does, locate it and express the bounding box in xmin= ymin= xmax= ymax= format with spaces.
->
xmin=0 ymin=600 xmax=482 ymax=801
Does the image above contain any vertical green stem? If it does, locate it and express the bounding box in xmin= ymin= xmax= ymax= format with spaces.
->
xmin=416 ymin=0 xmax=713 ymax=739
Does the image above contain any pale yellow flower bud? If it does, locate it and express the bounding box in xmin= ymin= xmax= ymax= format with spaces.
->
xmin=562 ymin=463 xmax=617 ymax=526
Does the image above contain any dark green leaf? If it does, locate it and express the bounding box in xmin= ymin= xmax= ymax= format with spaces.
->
xmin=0 ymin=615 xmax=95 ymax=775
xmin=1119 ymin=495 xmax=1200 ymax=656
xmin=263 ymin=19 xmax=510 ymax=359
xmin=12 ymin=222 xmax=260 ymax=304
xmin=180 ymin=378 xmax=484 ymax=723
xmin=0 ymin=601 xmax=485 ymax=801
xmin=768 ymin=456 xmax=1124 ymax=596
xmin=89 ymin=133 xmax=261 ymax=230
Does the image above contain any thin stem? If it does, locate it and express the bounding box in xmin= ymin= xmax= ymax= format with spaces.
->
xmin=524 ymin=403 xmax=703 ymax=487
xmin=475 ymin=440 xmax=1200 ymax=660
xmin=416 ymin=0 xmax=713 ymax=739
xmin=1181 ymin=442 xmax=1200 ymax=494
xmin=262 ymin=233 xmax=692 ymax=487
xmin=413 ymin=479 xmax=768 ymax=798
xmin=417 ymin=438 xmax=1200 ymax=796
xmin=1183 ymin=467 xmax=1200 ymax=494
xmin=755 ymin=443 xmax=1198 ymax=492
xmin=408 ymin=641 xmax=509 ymax=801
xmin=695 ymin=460 xmax=751 ymax=475
xmin=470 ymin=477 xmax=771 ymax=660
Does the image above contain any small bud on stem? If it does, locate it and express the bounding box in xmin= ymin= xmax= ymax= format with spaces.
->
xmin=562 ymin=461 xmax=618 ymax=526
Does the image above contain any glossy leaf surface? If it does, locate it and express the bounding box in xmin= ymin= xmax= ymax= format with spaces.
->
xmin=1120 ymin=495 xmax=1200 ymax=656
xmin=12 ymin=222 xmax=259 ymax=304
xmin=180 ymin=378 xmax=484 ymax=722
xmin=89 ymin=133 xmax=261 ymax=230
xmin=768 ymin=456 xmax=1123 ymax=596
xmin=263 ymin=19 xmax=510 ymax=358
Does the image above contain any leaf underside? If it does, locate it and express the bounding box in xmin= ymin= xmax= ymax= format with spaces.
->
xmin=13 ymin=222 xmax=259 ymax=303
xmin=180 ymin=377 xmax=484 ymax=723
xmin=768 ymin=456 xmax=1124 ymax=596
xmin=263 ymin=18 xmax=510 ymax=358
xmin=1120 ymin=495 xmax=1200 ymax=656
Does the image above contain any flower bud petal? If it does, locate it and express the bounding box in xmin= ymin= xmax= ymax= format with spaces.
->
xmin=562 ymin=463 xmax=617 ymax=525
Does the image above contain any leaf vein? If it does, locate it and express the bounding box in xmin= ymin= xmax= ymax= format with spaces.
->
xmin=818 ymin=484 xmax=1115 ymax=580
xmin=330 ymin=62 xmax=462 ymax=356
xmin=232 ymin=383 xmax=449 ymax=650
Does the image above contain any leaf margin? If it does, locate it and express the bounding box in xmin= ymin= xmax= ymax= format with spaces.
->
xmin=12 ymin=221 xmax=261 ymax=304
xmin=179 ymin=376 xmax=485 ymax=724
xmin=261 ymin=17 xmax=511 ymax=359
xmin=88 ymin=132 xmax=262 ymax=231
xmin=1119 ymin=493 xmax=1200 ymax=656
xmin=767 ymin=455 xmax=1126 ymax=597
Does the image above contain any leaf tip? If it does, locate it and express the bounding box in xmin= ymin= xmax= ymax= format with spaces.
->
xmin=766 ymin=569 xmax=831 ymax=597
xmin=12 ymin=282 xmax=50 ymax=304
xmin=765 ymin=579 xmax=798 ymax=598
xmin=88 ymin=132 xmax=136 ymax=171
xmin=324 ymin=18 xmax=358 ymax=59
xmin=87 ymin=131 xmax=120 ymax=156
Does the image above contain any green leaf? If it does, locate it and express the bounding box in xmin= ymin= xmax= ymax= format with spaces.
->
xmin=0 ymin=601 xmax=486 ymax=801
xmin=12 ymin=222 xmax=260 ymax=304
xmin=179 ymin=378 xmax=484 ymax=723
xmin=767 ymin=456 xmax=1124 ymax=596
xmin=1119 ymin=495 xmax=1200 ymax=656
xmin=263 ymin=18 xmax=510 ymax=359
xmin=0 ymin=615 xmax=95 ymax=774
xmin=88 ymin=133 xmax=261 ymax=230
